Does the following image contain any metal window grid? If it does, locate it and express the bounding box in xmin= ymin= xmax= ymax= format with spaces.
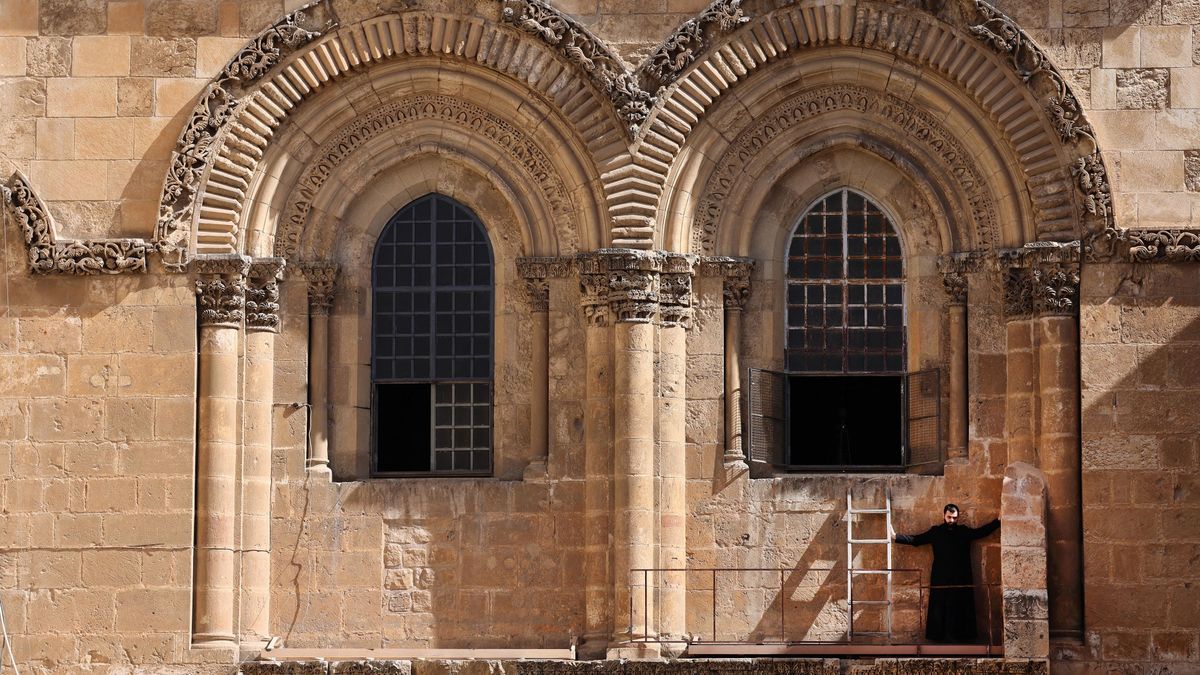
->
xmin=786 ymin=189 xmax=905 ymax=374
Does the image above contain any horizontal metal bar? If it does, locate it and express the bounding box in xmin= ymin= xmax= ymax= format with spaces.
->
xmin=848 ymin=538 xmax=890 ymax=544
xmin=848 ymin=600 xmax=891 ymax=606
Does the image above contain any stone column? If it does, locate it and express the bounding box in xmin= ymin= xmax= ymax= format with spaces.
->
xmin=518 ymin=259 xmax=552 ymax=480
xmin=239 ymin=258 xmax=284 ymax=646
xmin=1032 ymin=262 xmax=1083 ymax=642
xmin=192 ymin=254 xmax=249 ymax=648
xmin=943 ymin=271 xmax=969 ymax=461
xmin=721 ymin=262 xmax=752 ymax=467
xmin=657 ymin=254 xmax=695 ymax=651
xmin=301 ymin=263 xmax=337 ymax=478
xmin=1003 ymin=267 xmax=1038 ymax=465
xmin=578 ymin=254 xmax=614 ymax=658
xmin=607 ymin=250 xmax=661 ymax=657
xmin=1001 ymin=461 xmax=1050 ymax=660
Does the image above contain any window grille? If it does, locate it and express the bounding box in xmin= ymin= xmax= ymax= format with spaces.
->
xmin=371 ymin=194 xmax=493 ymax=475
xmin=786 ymin=189 xmax=905 ymax=373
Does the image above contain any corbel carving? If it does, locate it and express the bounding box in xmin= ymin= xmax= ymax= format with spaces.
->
xmin=155 ymin=3 xmax=329 ymax=268
xmin=299 ymin=262 xmax=338 ymax=316
xmin=500 ymin=0 xmax=653 ymax=134
xmin=658 ymin=253 xmax=698 ymax=327
xmin=246 ymin=258 xmax=285 ymax=332
xmin=3 ymin=171 xmax=148 ymax=275
xmin=195 ymin=254 xmax=250 ymax=328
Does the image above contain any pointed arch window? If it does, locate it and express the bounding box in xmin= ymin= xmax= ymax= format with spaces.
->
xmin=748 ymin=189 xmax=940 ymax=470
xmin=371 ymin=194 xmax=493 ymax=475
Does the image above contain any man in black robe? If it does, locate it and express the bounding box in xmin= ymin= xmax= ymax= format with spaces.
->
xmin=892 ymin=504 xmax=1000 ymax=643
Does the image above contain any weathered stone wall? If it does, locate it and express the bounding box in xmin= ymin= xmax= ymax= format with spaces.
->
xmin=0 ymin=0 xmax=1198 ymax=673
xmin=1077 ymin=263 xmax=1200 ymax=670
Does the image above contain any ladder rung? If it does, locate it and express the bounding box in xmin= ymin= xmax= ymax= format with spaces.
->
xmin=848 ymin=538 xmax=890 ymax=544
xmin=848 ymin=508 xmax=890 ymax=514
xmin=848 ymin=569 xmax=891 ymax=575
xmin=848 ymin=600 xmax=892 ymax=606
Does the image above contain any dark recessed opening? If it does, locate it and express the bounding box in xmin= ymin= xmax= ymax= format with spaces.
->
xmin=375 ymin=382 xmax=430 ymax=473
xmin=787 ymin=375 xmax=903 ymax=467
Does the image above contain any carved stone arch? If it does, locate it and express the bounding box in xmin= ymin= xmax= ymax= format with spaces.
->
xmin=639 ymin=0 xmax=1114 ymax=253
xmin=152 ymin=1 xmax=634 ymax=267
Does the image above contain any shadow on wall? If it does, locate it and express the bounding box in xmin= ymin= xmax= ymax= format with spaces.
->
xmin=1077 ymin=263 xmax=1200 ymax=664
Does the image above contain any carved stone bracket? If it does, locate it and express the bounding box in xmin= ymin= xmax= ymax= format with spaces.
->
xmin=246 ymin=257 xmax=285 ymax=332
xmin=638 ymin=0 xmax=749 ymax=88
xmin=195 ymin=254 xmax=250 ymax=328
xmin=154 ymin=3 xmax=330 ymax=268
xmin=299 ymin=261 xmax=338 ymax=316
xmin=517 ymin=256 xmax=573 ymax=313
xmin=3 ymin=171 xmax=149 ymax=275
xmin=500 ymin=0 xmax=653 ymax=134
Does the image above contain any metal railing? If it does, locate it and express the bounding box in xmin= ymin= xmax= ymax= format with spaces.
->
xmin=628 ymin=566 xmax=999 ymax=653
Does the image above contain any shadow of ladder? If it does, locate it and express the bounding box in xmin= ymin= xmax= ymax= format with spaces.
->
xmin=846 ymin=487 xmax=893 ymax=642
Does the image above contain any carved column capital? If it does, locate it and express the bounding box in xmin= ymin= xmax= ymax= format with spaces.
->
xmin=246 ymin=258 xmax=285 ymax=333
xmin=194 ymin=254 xmax=250 ymax=328
xmin=299 ymin=261 xmax=338 ymax=316
xmin=606 ymin=249 xmax=662 ymax=324
xmin=658 ymin=253 xmax=697 ymax=328
xmin=1000 ymin=242 xmax=1081 ymax=319
xmin=1032 ymin=262 xmax=1080 ymax=316
xmin=517 ymin=256 xmax=572 ymax=313
xmin=942 ymin=271 xmax=968 ymax=305
xmin=699 ymin=256 xmax=755 ymax=310
xmin=1003 ymin=267 xmax=1034 ymax=319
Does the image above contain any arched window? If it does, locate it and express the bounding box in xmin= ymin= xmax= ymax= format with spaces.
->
xmin=371 ymin=194 xmax=493 ymax=475
xmin=779 ymin=189 xmax=909 ymax=468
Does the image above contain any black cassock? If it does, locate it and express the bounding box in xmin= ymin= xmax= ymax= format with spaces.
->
xmin=895 ymin=519 xmax=1000 ymax=643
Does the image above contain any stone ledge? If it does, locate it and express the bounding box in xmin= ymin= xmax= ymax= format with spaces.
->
xmin=240 ymin=658 xmax=1049 ymax=675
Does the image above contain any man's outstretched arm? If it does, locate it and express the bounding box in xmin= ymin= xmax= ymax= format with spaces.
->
xmin=893 ymin=525 xmax=934 ymax=546
xmin=967 ymin=518 xmax=1001 ymax=540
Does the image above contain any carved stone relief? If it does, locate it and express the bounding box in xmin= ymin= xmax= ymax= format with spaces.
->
xmin=3 ymin=172 xmax=149 ymax=275
xmin=575 ymin=250 xmax=702 ymax=326
xmin=501 ymin=0 xmax=653 ymax=134
xmin=699 ymin=256 xmax=755 ymax=310
xmin=691 ymin=85 xmax=999 ymax=254
xmin=194 ymin=255 xmax=251 ymax=328
xmin=658 ymin=253 xmax=698 ymax=328
xmin=246 ymin=258 xmax=286 ymax=332
xmin=638 ymin=0 xmax=749 ymax=88
xmin=516 ymin=257 xmax=573 ymax=313
xmin=999 ymin=241 xmax=1080 ymax=318
xmin=278 ymin=96 xmax=580 ymax=260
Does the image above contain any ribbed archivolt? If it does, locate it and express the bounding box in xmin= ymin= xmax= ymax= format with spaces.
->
xmin=644 ymin=0 xmax=1078 ymax=249
xmin=193 ymin=13 xmax=625 ymax=255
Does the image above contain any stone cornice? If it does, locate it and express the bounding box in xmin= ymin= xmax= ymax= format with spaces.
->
xmin=3 ymin=171 xmax=149 ymax=276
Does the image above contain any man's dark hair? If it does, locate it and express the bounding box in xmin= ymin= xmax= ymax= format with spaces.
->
xmin=943 ymin=503 xmax=959 ymax=514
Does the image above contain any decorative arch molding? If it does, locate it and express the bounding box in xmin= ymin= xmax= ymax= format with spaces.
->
xmin=638 ymin=0 xmax=1116 ymax=253
xmin=690 ymin=84 xmax=1002 ymax=255
xmin=154 ymin=1 xmax=630 ymax=268
xmin=268 ymin=93 xmax=590 ymax=260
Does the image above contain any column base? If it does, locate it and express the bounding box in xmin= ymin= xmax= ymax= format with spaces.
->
xmin=606 ymin=642 xmax=662 ymax=660
xmin=722 ymin=456 xmax=748 ymax=472
xmin=305 ymin=463 xmax=332 ymax=481
xmin=191 ymin=633 xmax=238 ymax=650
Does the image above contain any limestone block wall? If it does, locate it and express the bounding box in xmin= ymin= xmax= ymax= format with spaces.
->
xmin=1078 ymin=263 xmax=1200 ymax=669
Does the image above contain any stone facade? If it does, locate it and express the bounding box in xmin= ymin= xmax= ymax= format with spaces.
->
xmin=0 ymin=1 xmax=1198 ymax=674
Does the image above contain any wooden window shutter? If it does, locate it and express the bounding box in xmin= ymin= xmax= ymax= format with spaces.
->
xmin=747 ymin=368 xmax=787 ymax=466
xmin=905 ymin=369 xmax=942 ymax=468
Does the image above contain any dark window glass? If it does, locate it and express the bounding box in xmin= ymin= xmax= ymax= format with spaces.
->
xmin=372 ymin=194 xmax=493 ymax=475
xmin=785 ymin=189 xmax=905 ymax=374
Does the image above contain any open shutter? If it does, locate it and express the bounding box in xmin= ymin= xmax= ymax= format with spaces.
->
xmin=747 ymin=368 xmax=787 ymax=466
xmin=905 ymin=369 xmax=942 ymax=467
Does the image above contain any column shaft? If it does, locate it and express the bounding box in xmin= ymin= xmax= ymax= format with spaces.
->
xmin=527 ymin=306 xmax=550 ymax=477
xmin=723 ymin=307 xmax=745 ymax=464
xmin=582 ymin=324 xmax=613 ymax=654
xmin=195 ymin=324 xmax=240 ymax=647
xmin=614 ymin=321 xmax=656 ymax=642
xmin=307 ymin=313 xmax=330 ymax=472
xmin=948 ymin=304 xmax=968 ymax=460
xmin=658 ymin=324 xmax=687 ymax=645
xmin=240 ymin=327 xmax=274 ymax=644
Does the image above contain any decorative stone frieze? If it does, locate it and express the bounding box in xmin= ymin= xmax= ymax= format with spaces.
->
xmin=154 ymin=3 xmax=328 ymax=268
xmin=639 ymin=0 xmax=749 ymax=87
xmin=246 ymin=258 xmax=286 ymax=333
xmin=691 ymin=85 xmax=1000 ymax=253
xmin=194 ymin=254 xmax=250 ymax=328
xmin=299 ymin=262 xmax=338 ymax=316
xmin=500 ymin=0 xmax=653 ymax=134
xmin=1087 ymin=227 xmax=1200 ymax=263
xmin=658 ymin=254 xmax=698 ymax=328
xmin=279 ymin=98 xmax=581 ymax=259
xmin=3 ymin=171 xmax=149 ymax=275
